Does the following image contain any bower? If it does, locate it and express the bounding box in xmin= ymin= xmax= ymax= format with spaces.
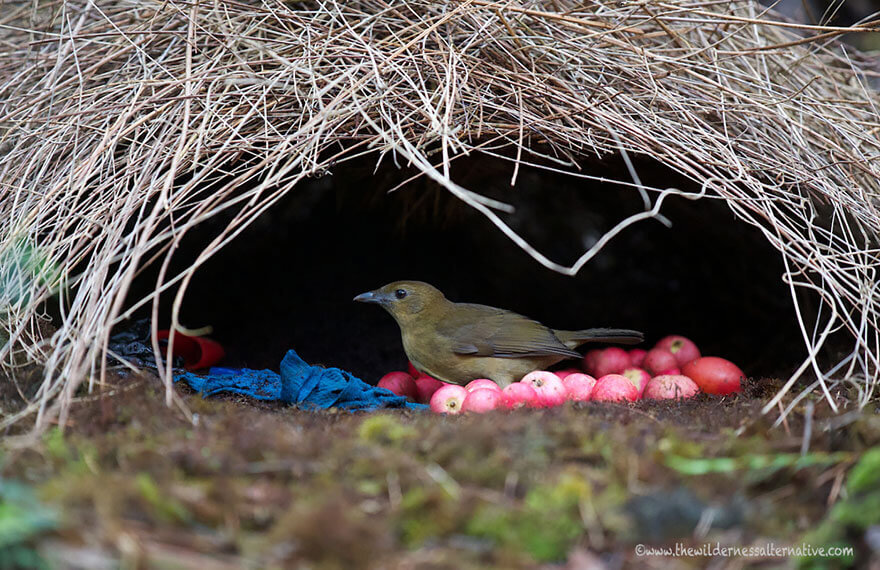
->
xmin=1 ymin=0 xmax=878 ymax=428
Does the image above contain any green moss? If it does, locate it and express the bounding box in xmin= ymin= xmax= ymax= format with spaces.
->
xmin=798 ymin=446 xmax=880 ymax=568
xmin=664 ymin=452 xmax=852 ymax=477
xmin=657 ymin=433 xmax=706 ymax=460
xmin=9 ymin=378 xmax=876 ymax=567
xmin=354 ymin=478 xmax=384 ymax=496
xmin=0 ymin=481 xmax=57 ymax=548
xmin=40 ymin=430 xmax=99 ymax=478
xmin=0 ymin=235 xmax=63 ymax=312
xmin=465 ymin=470 xmax=595 ymax=562
xmin=397 ymin=484 xmax=464 ymax=547
xmin=0 ymin=480 xmax=57 ymax=569
xmin=134 ymin=473 xmax=190 ymax=524
xmin=845 ymin=447 xmax=880 ymax=493
xmin=831 ymin=492 xmax=880 ymax=528
xmin=358 ymin=415 xmax=417 ymax=445
xmin=42 ymin=428 xmax=70 ymax=462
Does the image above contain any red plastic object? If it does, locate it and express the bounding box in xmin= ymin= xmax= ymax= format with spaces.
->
xmin=156 ymin=330 xmax=225 ymax=370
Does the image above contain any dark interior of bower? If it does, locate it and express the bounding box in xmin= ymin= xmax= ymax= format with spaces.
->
xmin=124 ymin=151 xmax=812 ymax=382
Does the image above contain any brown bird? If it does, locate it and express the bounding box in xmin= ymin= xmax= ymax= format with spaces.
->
xmin=354 ymin=281 xmax=643 ymax=387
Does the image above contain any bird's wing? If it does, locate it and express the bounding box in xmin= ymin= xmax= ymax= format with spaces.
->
xmin=440 ymin=304 xmax=582 ymax=359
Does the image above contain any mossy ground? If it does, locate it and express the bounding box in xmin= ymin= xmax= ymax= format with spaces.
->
xmin=2 ymin=372 xmax=879 ymax=569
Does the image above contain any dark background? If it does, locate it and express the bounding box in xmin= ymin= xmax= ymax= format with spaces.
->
xmin=126 ymin=151 xmax=813 ymax=382
xmin=766 ymin=0 xmax=880 ymax=52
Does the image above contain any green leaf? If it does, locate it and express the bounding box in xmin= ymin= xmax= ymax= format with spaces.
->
xmin=0 ymin=480 xmax=58 ymax=548
xmin=665 ymin=452 xmax=852 ymax=476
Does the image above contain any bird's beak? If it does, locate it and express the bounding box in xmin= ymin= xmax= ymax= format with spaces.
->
xmin=353 ymin=290 xmax=382 ymax=304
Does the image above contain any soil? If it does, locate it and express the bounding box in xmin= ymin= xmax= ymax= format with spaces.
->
xmin=4 ymin=367 xmax=879 ymax=569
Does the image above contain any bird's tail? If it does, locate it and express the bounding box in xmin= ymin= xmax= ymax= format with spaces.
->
xmin=556 ymin=328 xmax=644 ymax=348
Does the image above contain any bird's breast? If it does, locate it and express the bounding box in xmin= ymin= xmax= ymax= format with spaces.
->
xmin=400 ymin=326 xmax=443 ymax=366
xmin=399 ymin=323 xmax=464 ymax=381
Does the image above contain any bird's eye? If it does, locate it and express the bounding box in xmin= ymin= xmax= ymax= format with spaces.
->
xmin=394 ymin=289 xmax=408 ymax=299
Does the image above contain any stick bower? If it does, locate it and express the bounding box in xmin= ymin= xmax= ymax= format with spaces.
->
xmin=1 ymin=0 xmax=878 ymax=428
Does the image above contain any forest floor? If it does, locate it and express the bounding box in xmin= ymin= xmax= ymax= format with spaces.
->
xmin=2 ymin=370 xmax=879 ymax=569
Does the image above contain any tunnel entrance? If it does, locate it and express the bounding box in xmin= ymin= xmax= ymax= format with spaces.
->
xmin=125 ymin=151 xmax=807 ymax=383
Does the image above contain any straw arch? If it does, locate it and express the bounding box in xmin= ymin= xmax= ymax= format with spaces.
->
xmin=1 ymin=0 xmax=878 ymax=428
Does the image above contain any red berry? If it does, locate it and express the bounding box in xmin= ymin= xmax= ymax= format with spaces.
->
xmin=414 ymin=375 xmax=445 ymax=404
xmin=655 ymin=335 xmax=701 ymax=367
xmin=591 ymin=347 xmax=631 ymax=377
xmin=377 ymin=372 xmax=418 ymax=400
xmin=643 ymin=348 xmax=678 ymax=376
xmin=682 ymin=357 xmax=744 ymax=395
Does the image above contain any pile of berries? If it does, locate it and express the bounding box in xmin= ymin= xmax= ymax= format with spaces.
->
xmin=377 ymin=335 xmax=745 ymax=414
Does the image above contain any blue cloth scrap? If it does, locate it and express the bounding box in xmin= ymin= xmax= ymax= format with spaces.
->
xmin=175 ymin=349 xmax=427 ymax=411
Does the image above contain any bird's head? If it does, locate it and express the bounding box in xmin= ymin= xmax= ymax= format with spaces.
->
xmin=353 ymin=281 xmax=447 ymax=324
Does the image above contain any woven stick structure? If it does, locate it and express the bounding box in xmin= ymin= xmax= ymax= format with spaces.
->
xmin=1 ymin=0 xmax=879 ymax=428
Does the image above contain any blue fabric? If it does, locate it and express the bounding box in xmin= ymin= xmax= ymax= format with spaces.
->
xmin=175 ymin=349 xmax=427 ymax=411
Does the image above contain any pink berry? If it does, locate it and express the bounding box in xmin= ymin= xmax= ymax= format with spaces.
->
xmin=414 ymin=375 xmax=445 ymax=404
xmin=377 ymin=372 xmax=418 ymax=400
xmin=643 ymin=348 xmax=678 ymax=376
xmin=655 ymin=335 xmax=701 ymax=367
xmin=583 ymin=349 xmax=603 ymax=375
xmin=621 ymin=368 xmax=651 ymax=397
xmin=465 ymin=379 xmax=501 ymax=392
xmin=462 ymin=388 xmax=504 ymax=413
xmin=628 ymin=348 xmax=647 ymax=368
xmin=591 ymin=374 xmax=640 ymax=402
xmin=554 ymin=368 xmax=581 ymax=380
xmin=521 ymin=371 xmax=567 ymax=407
xmin=643 ymin=375 xmax=700 ymax=400
xmin=502 ymin=383 xmax=539 ymax=409
xmin=562 ymin=373 xmax=596 ymax=402
xmin=429 ymin=385 xmax=468 ymax=414
xmin=591 ymin=347 xmax=632 ymax=378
